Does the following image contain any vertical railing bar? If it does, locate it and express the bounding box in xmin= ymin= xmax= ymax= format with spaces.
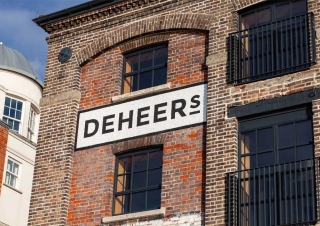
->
xmin=258 ymin=168 xmax=261 ymax=226
xmin=289 ymin=162 xmax=293 ymax=224
xmin=311 ymin=158 xmax=316 ymax=220
xmin=250 ymin=29 xmax=253 ymax=80
xmin=300 ymin=160 xmax=304 ymax=222
xmin=295 ymin=161 xmax=299 ymax=223
xmin=276 ymin=21 xmax=279 ymax=74
xmin=228 ymin=173 xmax=231 ymax=226
xmin=299 ymin=15 xmax=303 ymax=68
xmin=238 ymin=171 xmax=241 ymax=226
xmin=279 ymin=162 xmax=282 ymax=225
xmin=306 ymin=159 xmax=310 ymax=221
xmin=264 ymin=167 xmax=266 ymax=226
xmin=291 ymin=17 xmax=294 ymax=69
xmin=271 ymin=20 xmax=274 ymax=74
xmin=262 ymin=25 xmax=264 ymax=75
xmin=284 ymin=163 xmax=288 ymax=224
xmin=285 ymin=18 xmax=289 ymax=72
xmin=281 ymin=20 xmax=284 ymax=75
xmin=239 ymin=32 xmax=242 ymax=83
xmin=274 ymin=165 xmax=277 ymax=225
xmin=267 ymin=24 xmax=270 ymax=75
xmin=257 ymin=26 xmax=260 ymax=77
xmin=295 ymin=16 xmax=299 ymax=68
xmin=311 ymin=13 xmax=316 ymax=63
xmin=253 ymin=168 xmax=256 ymax=226
xmin=304 ymin=14 xmax=308 ymax=66
xmin=269 ymin=166 xmax=272 ymax=226
xmin=234 ymin=172 xmax=237 ymax=226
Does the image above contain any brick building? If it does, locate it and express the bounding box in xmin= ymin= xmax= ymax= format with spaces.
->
xmin=30 ymin=0 xmax=320 ymax=225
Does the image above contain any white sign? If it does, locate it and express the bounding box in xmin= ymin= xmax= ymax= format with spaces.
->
xmin=75 ymin=83 xmax=207 ymax=150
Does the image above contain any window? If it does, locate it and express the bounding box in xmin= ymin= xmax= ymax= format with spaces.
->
xmin=228 ymin=106 xmax=318 ymax=225
xmin=28 ymin=108 xmax=36 ymax=141
xmin=113 ymin=148 xmax=163 ymax=215
xmin=2 ymin=97 xmax=23 ymax=132
xmin=5 ymin=158 xmax=20 ymax=189
xmin=227 ymin=0 xmax=316 ymax=84
xmin=122 ymin=44 xmax=168 ymax=94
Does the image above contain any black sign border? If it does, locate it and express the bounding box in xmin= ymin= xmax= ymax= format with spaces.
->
xmin=75 ymin=82 xmax=207 ymax=151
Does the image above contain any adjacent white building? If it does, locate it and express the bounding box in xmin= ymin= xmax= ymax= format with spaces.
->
xmin=0 ymin=43 xmax=42 ymax=226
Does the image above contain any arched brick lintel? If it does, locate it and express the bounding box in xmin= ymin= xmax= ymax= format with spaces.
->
xmin=74 ymin=13 xmax=213 ymax=66
xmin=231 ymin=0 xmax=267 ymax=11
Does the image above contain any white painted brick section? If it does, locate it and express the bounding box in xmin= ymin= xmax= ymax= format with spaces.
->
xmin=101 ymin=213 xmax=203 ymax=226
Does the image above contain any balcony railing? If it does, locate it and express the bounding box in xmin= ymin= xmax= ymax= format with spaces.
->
xmin=227 ymin=157 xmax=320 ymax=226
xmin=227 ymin=13 xmax=316 ymax=85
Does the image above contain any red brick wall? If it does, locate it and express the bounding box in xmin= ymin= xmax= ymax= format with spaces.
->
xmin=66 ymin=31 xmax=206 ymax=225
xmin=0 ymin=122 xmax=9 ymax=195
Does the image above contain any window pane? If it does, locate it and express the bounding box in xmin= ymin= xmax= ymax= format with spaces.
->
xmin=278 ymin=123 xmax=295 ymax=148
xmin=17 ymin=101 xmax=22 ymax=111
xmin=114 ymin=194 xmax=130 ymax=215
xmin=149 ymin=151 xmax=163 ymax=169
xmin=257 ymin=8 xmax=271 ymax=26
xmin=241 ymin=155 xmax=256 ymax=170
xmin=16 ymin=111 xmax=21 ymax=120
xmin=132 ymin=75 xmax=138 ymax=92
xmin=279 ymin=148 xmax=295 ymax=164
xmin=292 ymin=0 xmax=307 ymax=16
xmin=154 ymin=47 xmax=168 ymax=66
xmin=9 ymin=109 xmax=15 ymax=118
xmin=257 ymin=152 xmax=273 ymax=167
xmin=140 ymin=51 xmax=153 ymax=70
xmin=131 ymin=192 xmax=146 ymax=212
xmin=125 ymin=55 xmax=139 ymax=73
xmin=133 ymin=154 xmax=148 ymax=172
xmin=5 ymin=172 xmax=11 ymax=185
xmin=118 ymin=157 xmax=132 ymax=174
xmin=242 ymin=12 xmax=256 ymax=29
xmin=297 ymin=145 xmax=313 ymax=161
xmin=7 ymin=159 xmax=13 ymax=171
xmin=123 ymin=76 xmax=132 ymax=94
xmin=139 ymin=71 xmax=152 ymax=90
xmin=7 ymin=119 xmax=13 ymax=129
xmin=116 ymin=175 xmax=131 ymax=192
xmin=257 ymin=127 xmax=273 ymax=152
xmin=11 ymin=99 xmax=16 ymax=108
xmin=5 ymin=97 xmax=10 ymax=107
xmin=241 ymin=131 xmax=256 ymax=154
xmin=13 ymin=162 xmax=19 ymax=175
xmin=3 ymin=107 xmax=9 ymax=116
xmin=148 ymin=169 xmax=162 ymax=187
xmin=132 ymin=171 xmax=146 ymax=189
xmin=13 ymin=121 xmax=19 ymax=131
xmin=147 ymin=189 xmax=161 ymax=210
xmin=296 ymin=120 xmax=312 ymax=145
xmin=153 ymin=68 xmax=167 ymax=87
xmin=276 ymin=3 xmax=291 ymax=20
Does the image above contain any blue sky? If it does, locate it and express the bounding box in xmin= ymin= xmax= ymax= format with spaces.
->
xmin=0 ymin=0 xmax=89 ymax=82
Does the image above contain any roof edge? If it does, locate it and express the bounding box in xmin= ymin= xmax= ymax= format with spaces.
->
xmin=33 ymin=0 xmax=125 ymax=28
xmin=0 ymin=66 xmax=44 ymax=88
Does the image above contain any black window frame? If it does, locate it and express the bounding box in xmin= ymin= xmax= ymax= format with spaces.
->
xmin=236 ymin=105 xmax=317 ymax=225
xmin=122 ymin=44 xmax=168 ymax=94
xmin=112 ymin=147 xmax=163 ymax=216
xmin=227 ymin=0 xmax=316 ymax=85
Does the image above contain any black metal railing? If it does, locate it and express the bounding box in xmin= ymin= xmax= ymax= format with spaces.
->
xmin=227 ymin=13 xmax=316 ymax=85
xmin=227 ymin=157 xmax=320 ymax=226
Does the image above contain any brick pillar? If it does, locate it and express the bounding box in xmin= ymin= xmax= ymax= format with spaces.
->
xmin=28 ymin=57 xmax=81 ymax=225
xmin=0 ymin=121 xmax=9 ymax=195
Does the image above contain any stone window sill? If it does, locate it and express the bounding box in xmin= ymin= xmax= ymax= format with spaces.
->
xmin=3 ymin=183 xmax=22 ymax=194
xmin=101 ymin=207 xmax=166 ymax=224
xmin=112 ymin=83 xmax=171 ymax=103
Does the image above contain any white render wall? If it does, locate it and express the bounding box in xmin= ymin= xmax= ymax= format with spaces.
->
xmin=0 ymin=133 xmax=36 ymax=226
xmin=0 ymin=69 xmax=42 ymax=143
xmin=0 ymin=69 xmax=41 ymax=226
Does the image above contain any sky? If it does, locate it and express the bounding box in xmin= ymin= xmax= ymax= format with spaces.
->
xmin=0 ymin=0 xmax=90 ymax=82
